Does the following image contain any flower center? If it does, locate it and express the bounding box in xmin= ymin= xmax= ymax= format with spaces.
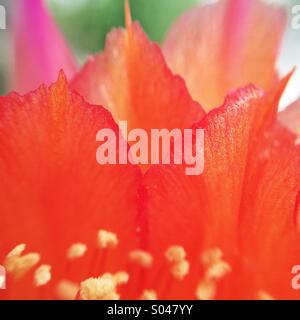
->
xmin=2 ymin=234 xmax=274 ymax=300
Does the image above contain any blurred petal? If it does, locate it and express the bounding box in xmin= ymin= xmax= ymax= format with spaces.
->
xmin=238 ymin=121 xmax=300 ymax=300
xmin=279 ymin=98 xmax=300 ymax=136
xmin=0 ymin=73 xmax=141 ymax=299
xmin=71 ymin=14 xmax=204 ymax=135
xmin=11 ymin=0 xmax=77 ymax=93
xmin=163 ymin=0 xmax=287 ymax=110
xmin=142 ymin=83 xmax=300 ymax=299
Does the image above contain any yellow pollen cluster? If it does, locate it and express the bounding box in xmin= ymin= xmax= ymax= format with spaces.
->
xmin=79 ymin=277 xmax=120 ymax=300
xmin=140 ymin=290 xmax=158 ymax=300
xmin=196 ymin=279 xmax=216 ymax=300
xmin=79 ymin=269 xmax=129 ymax=300
xmin=165 ymin=246 xmax=186 ymax=263
xmin=205 ymin=260 xmax=231 ymax=281
xmin=171 ymin=260 xmax=190 ymax=280
xmin=201 ymin=248 xmax=223 ymax=267
xmin=129 ymin=250 xmax=153 ymax=268
xmin=196 ymin=248 xmax=231 ymax=300
xmin=97 ymin=230 xmax=119 ymax=249
xmin=34 ymin=264 xmax=52 ymax=287
xmin=102 ymin=271 xmax=130 ymax=286
xmin=7 ymin=244 xmax=26 ymax=257
xmin=4 ymin=244 xmax=40 ymax=279
xmin=67 ymin=243 xmax=87 ymax=260
xmin=165 ymin=246 xmax=189 ymax=280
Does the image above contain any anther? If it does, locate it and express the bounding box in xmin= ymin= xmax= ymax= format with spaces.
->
xmin=140 ymin=290 xmax=158 ymax=300
xmin=4 ymin=244 xmax=40 ymax=279
xmin=129 ymin=250 xmax=153 ymax=268
xmin=171 ymin=260 xmax=190 ymax=280
xmin=114 ymin=271 xmax=130 ymax=285
xmin=206 ymin=260 xmax=231 ymax=281
xmin=201 ymin=248 xmax=223 ymax=267
xmin=97 ymin=230 xmax=118 ymax=249
xmin=6 ymin=243 xmax=26 ymax=258
xmin=56 ymin=280 xmax=79 ymax=300
xmin=34 ymin=264 xmax=51 ymax=287
xmin=79 ymin=277 xmax=120 ymax=300
xmin=165 ymin=246 xmax=186 ymax=263
xmin=102 ymin=271 xmax=130 ymax=286
xmin=67 ymin=243 xmax=87 ymax=260
xmin=196 ymin=279 xmax=216 ymax=300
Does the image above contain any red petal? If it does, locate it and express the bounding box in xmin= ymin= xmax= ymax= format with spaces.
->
xmin=163 ymin=0 xmax=287 ymax=110
xmin=0 ymin=73 xmax=142 ymax=299
xmin=279 ymin=98 xmax=300 ymax=136
xmin=71 ymin=20 xmax=204 ymax=134
xmin=142 ymin=83 xmax=300 ymax=299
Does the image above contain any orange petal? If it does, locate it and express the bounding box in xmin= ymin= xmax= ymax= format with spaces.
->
xmin=71 ymin=20 xmax=204 ymax=134
xmin=142 ymin=84 xmax=300 ymax=299
xmin=279 ymin=98 xmax=300 ymax=136
xmin=0 ymin=73 xmax=142 ymax=299
xmin=163 ymin=0 xmax=287 ymax=111
xmin=237 ymin=121 xmax=300 ymax=299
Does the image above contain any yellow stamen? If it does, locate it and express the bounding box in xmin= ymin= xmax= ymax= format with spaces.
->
xmin=97 ymin=230 xmax=118 ymax=249
xmin=102 ymin=271 xmax=129 ymax=286
xmin=201 ymin=248 xmax=223 ymax=267
xmin=206 ymin=260 xmax=231 ymax=281
xmin=56 ymin=280 xmax=79 ymax=300
xmin=196 ymin=279 xmax=216 ymax=300
xmin=197 ymin=248 xmax=231 ymax=300
xmin=171 ymin=260 xmax=190 ymax=280
xmin=67 ymin=243 xmax=87 ymax=259
xmin=129 ymin=250 xmax=153 ymax=268
xmin=140 ymin=290 xmax=158 ymax=300
xmin=165 ymin=246 xmax=186 ymax=263
xmin=79 ymin=277 xmax=120 ymax=300
xmin=34 ymin=264 xmax=51 ymax=287
xmin=4 ymin=244 xmax=40 ymax=279
xmin=6 ymin=244 xmax=26 ymax=258
xmin=114 ymin=271 xmax=130 ymax=285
